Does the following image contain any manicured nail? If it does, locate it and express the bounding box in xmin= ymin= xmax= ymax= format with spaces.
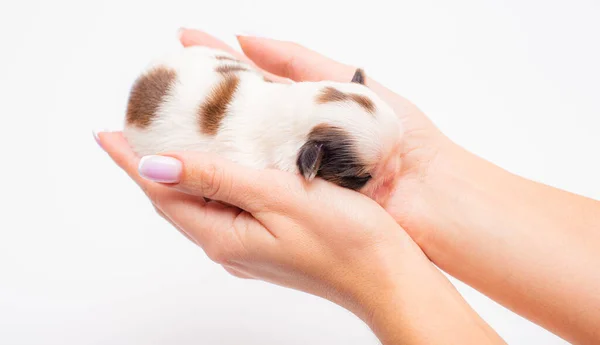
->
xmin=138 ymin=155 xmax=182 ymax=183
xmin=92 ymin=129 xmax=108 ymax=149
xmin=235 ymin=30 xmax=269 ymax=39
xmin=177 ymin=27 xmax=187 ymax=40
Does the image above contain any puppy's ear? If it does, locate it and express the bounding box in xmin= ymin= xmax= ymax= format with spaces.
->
xmin=350 ymin=68 xmax=366 ymax=85
xmin=297 ymin=142 xmax=324 ymax=181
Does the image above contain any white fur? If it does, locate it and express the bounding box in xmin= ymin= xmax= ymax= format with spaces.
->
xmin=123 ymin=46 xmax=403 ymax=188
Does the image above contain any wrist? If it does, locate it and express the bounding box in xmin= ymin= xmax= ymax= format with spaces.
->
xmin=359 ymin=237 xmax=504 ymax=345
xmin=338 ymin=228 xmax=421 ymax=325
xmin=399 ymin=139 xmax=512 ymax=263
xmin=408 ymin=140 xmax=600 ymax=344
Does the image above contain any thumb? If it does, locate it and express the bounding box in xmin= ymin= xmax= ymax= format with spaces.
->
xmin=137 ymin=152 xmax=293 ymax=213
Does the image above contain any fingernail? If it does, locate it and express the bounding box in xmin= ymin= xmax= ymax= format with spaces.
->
xmin=177 ymin=27 xmax=187 ymax=40
xmin=92 ymin=129 xmax=108 ymax=149
xmin=235 ymin=30 xmax=269 ymax=39
xmin=138 ymin=155 xmax=182 ymax=183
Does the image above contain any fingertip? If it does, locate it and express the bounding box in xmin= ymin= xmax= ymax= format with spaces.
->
xmin=235 ymin=34 xmax=273 ymax=47
xmin=95 ymin=131 xmax=142 ymax=177
xmin=178 ymin=28 xmax=197 ymax=47
xmin=177 ymin=27 xmax=186 ymax=42
xmin=235 ymin=35 xmax=257 ymax=56
xmin=138 ymin=155 xmax=183 ymax=184
xmin=161 ymin=151 xmax=290 ymax=212
xmin=236 ymin=36 xmax=290 ymax=76
xmin=236 ymin=36 xmax=352 ymax=83
xmin=97 ymin=131 xmax=128 ymax=152
xmin=178 ymin=28 xmax=210 ymax=47
xmin=235 ymin=31 xmax=266 ymax=40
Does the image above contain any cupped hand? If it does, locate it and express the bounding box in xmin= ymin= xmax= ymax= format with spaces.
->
xmin=95 ymin=31 xmax=509 ymax=344
xmin=178 ymin=29 xmax=454 ymax=253
xmin=97 ymin=131 xmax=426 ymax=323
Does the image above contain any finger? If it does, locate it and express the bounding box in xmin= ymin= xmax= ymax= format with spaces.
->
xmin=97 ymin=131 xmax=206 ymax=213
xmin=236 ymin=36 xmax=414 ymax=109
xmin=96 ymin=131 xmax=145 ymax=185
xmin=98 ymin=131 xmax=276 ymax=261
xmin=97 ymin=132 xmax=203 ymax=211
xmin=223 ymin=265 xmax=254 ymax=279
xmin=97 ymin=131 xmax=243 ymax=244
xmin=179 ymin=28 xmax=243 ymax=59
xmin=236 ymin=35 xmax=354 ymax=83
xmin=160 ymin=198 xmax=278 ymax=263
xmin=136 ymin=151 xmax=298 ymax=213
xmin=154 ymin=205 xmax=199 ymax=245
xmin=179 ymin=29 xmax=291 ymax=84
xmin=97 ymin=132 xmax=194 ymax=206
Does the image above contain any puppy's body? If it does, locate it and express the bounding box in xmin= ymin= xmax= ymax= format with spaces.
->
xmin=124 ymin=46 xmax=403 ymax=204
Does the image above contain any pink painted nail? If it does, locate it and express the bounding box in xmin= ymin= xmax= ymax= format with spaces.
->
xmin=235 ymin=30 xmax=269 ymax=39
xmin=177 ymin=27 xmax=187 ymax=40
xmin=138 ymin=156 xmax=182 ymax=183
xmin=92 ymin=130 xmax=104 ymax=149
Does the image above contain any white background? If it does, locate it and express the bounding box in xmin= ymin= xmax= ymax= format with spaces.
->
xmin=1 ymin=0 xmax=599 ymax=344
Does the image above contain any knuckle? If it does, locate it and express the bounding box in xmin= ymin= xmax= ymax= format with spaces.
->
xmin=199 ymin=163 xmax=222 ymax=199
xmin=223 ymin=266 xmax=248 ymax=279
xmin=204 ymin=243 xmax=230 ymax=265
xmin=282 ymin=54 xmax=298 ymax=80
xmin=151 ymin=192 xmax=168 ymax=209
xmin=142 ymin=185 xmax=164 ymax=206
xmin=153 ymin=205 xmax=164 ymax=217
xmin=140 ymin=183 xmax=152 ymax=198
xmin=265 ymin=171 xmax=303 ymax=207
xmin=153 ymin=206 xmax=173 ymax=225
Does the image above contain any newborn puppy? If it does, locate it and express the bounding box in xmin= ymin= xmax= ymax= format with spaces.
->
xmin=123 ymin=46 xmax=403 ymax=205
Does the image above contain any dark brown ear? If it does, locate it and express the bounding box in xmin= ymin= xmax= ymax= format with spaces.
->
xmin=297 ymin=142 xmax=324 ymax=181
xmin=350 ymin=68 xmax=366 ymax=85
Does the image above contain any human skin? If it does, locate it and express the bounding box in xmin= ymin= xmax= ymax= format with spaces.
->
xmin=166 ymin=31 xmax=600 ymax=344
xmin=93 ymin=28 xmax=511 ymax=344
xmin=96 ymin=133 xmax=505 ymax=345
xmin=96 ymin=28 xmax=600 ymax=344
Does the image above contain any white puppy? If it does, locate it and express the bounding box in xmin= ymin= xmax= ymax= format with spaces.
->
xmin=123 ymin=46 xmax=403 ymax=205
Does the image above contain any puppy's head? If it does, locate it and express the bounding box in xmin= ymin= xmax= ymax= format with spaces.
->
xmin=297 ymin=69 xmax=403 ymax=202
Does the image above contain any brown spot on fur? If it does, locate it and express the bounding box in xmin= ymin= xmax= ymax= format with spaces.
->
xmin=198 ymin=73 xmax=240 ymax=135
xmin=317 ymin=87 xmax=347 ymax=103
xmin=316 ymin=86 xmax=375 ymax=114
xmin=349 ymin=94 xmax=375 ymax=113
xmin=215 ymin=55 xmax=241 ymax=62
xmin=297 ymin=124 xmax=371 ymax=190
xmin=263 ymin=76 xmax=273 ymax=83
xmin=215 ymin=65 xmax=249 ymax=74
xmin=126 ymin=66 xmax=177 ymax=128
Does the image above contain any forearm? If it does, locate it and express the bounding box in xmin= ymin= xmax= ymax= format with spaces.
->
xmin=419 ymin=143 xmax=600 ymax=344
xmin=362 ymin=234 xmax=506 ymax=345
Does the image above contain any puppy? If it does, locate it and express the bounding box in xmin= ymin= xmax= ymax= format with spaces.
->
xmin=124 ymin=46 xmax=403 ymax=205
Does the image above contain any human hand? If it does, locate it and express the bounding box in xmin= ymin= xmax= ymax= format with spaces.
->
xmin=94 ymin=29 xmax=510 ymax=344
xmin=177 ymin=29 xmax=454 ymax=258
xmin=96 ymin=131 xmax=504 ymax=345
xmin=98 ymin=130 xmax=415 ymax=320
xmin=174 ymin=30 xmax=600 ymax=345
xmin=98 ymin=127 xmax=428 ymax=333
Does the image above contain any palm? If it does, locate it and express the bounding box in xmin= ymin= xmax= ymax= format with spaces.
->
xmin=376 ymin=98 xmax=445 ymax=242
